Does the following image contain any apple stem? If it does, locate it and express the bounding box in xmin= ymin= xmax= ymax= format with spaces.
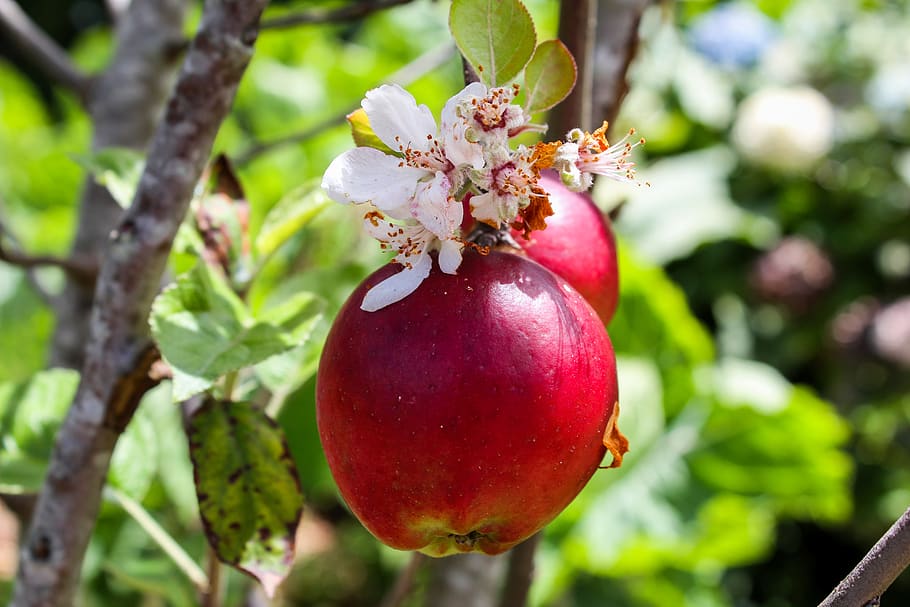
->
xmin=465 ymin=222 xmax=521 ymax=251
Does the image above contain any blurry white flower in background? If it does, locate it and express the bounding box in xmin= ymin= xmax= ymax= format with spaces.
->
xmin=731 ymin=86 xmax=835 ymax=172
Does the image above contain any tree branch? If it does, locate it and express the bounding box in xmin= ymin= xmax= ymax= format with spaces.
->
xmin=13 ymin=1 xmax=270 ymax=604
xmin=260 ymin=0 xmax=413 ymax=31
xmin=819 ymin=506 xmax=910 ymax=607
xmin=236 ymin=41 xmax=455 ymax=164
xmin=424 ymin=553 xmax=505 ymax=607
xmin=498 ymin=533 xmax=542 ymax=607
xmin=49 ymin=0 xmax=190 ymax=370
xmin=546 ymin=0 xmax=596 ymax=138
xmin=0 ymin=0 xmax=92 ymax=101
xmin=0 ymin=227 xmax=97 ymax=284
xmin=380 ymin=552 xmax=426 ymax=607
xmin=591 ymin=0 xmax=652 ymax=133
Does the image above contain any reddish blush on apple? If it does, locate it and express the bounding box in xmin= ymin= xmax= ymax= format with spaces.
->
xmin=512 ymin=170 xmax=620 ymax=325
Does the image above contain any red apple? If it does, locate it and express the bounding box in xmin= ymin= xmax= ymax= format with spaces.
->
xmin=316 ymin=250 xmax=618 ymax=556
xmin=514 ymin=170 xmax=620 ymax=325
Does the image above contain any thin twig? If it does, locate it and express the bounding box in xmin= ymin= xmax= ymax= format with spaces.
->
xmin=819 ymin=506 xmax=910 ymax=607
xmin=104 ymin=486 xmax=209 ymax=592
xmin=261 ymin=0 xmax=414 ymax=31
xmin=379 ymin=552 xmax=426 ymax=607
xmin=0 ymin=0 xmax=92 ymax=101
xmin=498 ymin=533 xmax=542 ymax=607
xmin=201 ymin=545 xmax=223 ymax=607
xmin=236 ymin=42 xmax=455 ymax=164
xmin=13 ymin=0 xmax=269 ymax=604
xmin=0 ymin=235 xmax=97 ymax=284
xmin=0 ymin=216 xmax=55 ymax=305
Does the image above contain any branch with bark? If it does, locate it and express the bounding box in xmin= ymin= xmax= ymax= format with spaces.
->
xmin=819 ymin=506 xmax=910 ymax=607
xmin=591 ymin=0 xmax=653 ymax=132
xmin=50 ymin=0 xmax=190 ymax=370
xmin=0 ymin=0 xmax=93 ymax=101
xmin=260 ymin=0 xmax=413 ymax=31
xmin=0 ymin=222 xmax=97 ymax=284
xmin=13 ymin=0 xmax=270 ymax=605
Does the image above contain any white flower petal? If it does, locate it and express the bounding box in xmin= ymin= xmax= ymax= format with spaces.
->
xmin=441 ymin=83 xmax=487 ymax=169
xmin=360 ymin=252 xmax=432 ymax=312
xmin=322 ymin=147 xmax=424 ymax=211
xmin=363 ymin=84 xmax=437 ymax=153
xmin=468 ymin=191 xmax=501 ymax=225
xmin=411 ymin=172 xmax=460 ymax=239
xmin=437 ymin=238 xmax=463 ymax=274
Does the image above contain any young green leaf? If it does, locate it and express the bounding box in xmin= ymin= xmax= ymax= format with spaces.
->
xmin=346 ymin=108 xmax=397 ymax=155
xmin=255 ymin=180 xmax=332 ymax=259
xmin=523 ymin=40 xmax=577 ymax=114
xmin=72 ymin=147 xmax=145 ymax=208
xmin=188 ymin=399 xmax=303 ymax=598
xmin=149 ymin=263 xmax=323 ymax=401
xmin=449 ymin=0 xmax=537 ymax=86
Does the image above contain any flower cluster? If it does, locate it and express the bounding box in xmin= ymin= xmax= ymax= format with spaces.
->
xmin=322 ymin=82 xmax=643 ymax=311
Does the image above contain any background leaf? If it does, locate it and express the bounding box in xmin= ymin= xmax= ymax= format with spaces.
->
xmin=523 ymin=39 xmax=577 ymax=114
xmin=449 ymin=0 xmax=537 ymax=86
xmin=0 ymin=368 xmax=79 ymax=492
xmin=255 ymin=180 xmax=332 ymax=259
xmin=72 ymin=147 xmax=144 ymax=208
xmin=188 ymin=399 xmax=303 ymax=598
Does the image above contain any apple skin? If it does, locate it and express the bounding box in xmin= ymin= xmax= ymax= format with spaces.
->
xmin=316 ymin=250 xmax=618 ymax=556
xmin=514 ymin=170 xmax=620 ymax=325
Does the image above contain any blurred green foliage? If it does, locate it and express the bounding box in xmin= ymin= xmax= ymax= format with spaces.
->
xmin=0 ymin=0 xmax=908 ymax=606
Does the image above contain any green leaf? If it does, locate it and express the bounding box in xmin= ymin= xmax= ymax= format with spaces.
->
xmin=449 ymin=0 xmax=537 ymax=86
xmin=0 ymin=369 xmax=78 ymax=492
xmin=346 ymin=108 xmax=397 ymax=155
xmin=72 ymin=147 xmax=145 ymax=208
xmin=609 ymin=244 xmax=715 ymax=417
xmin=691 ymin=360 xmax=853 ymax=521
xmin=255 ymin=179 xmax=332 ymax=259
xmin=188 ymin=399 xmax=303 ymax=598
xmin=107 ymin=407 xmax=158 ymax=501
xmin=149 ymin=263 xmax=323 ymax=401
xmin=523 ymin=40 xmax=577 ymax=114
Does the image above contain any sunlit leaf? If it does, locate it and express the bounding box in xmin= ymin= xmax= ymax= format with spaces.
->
xmin=523 ymin=40 xmax=577 ymax=114
xmin=72 ymin=147 xmax=144 ymax=208
xmin=255 ymin=180 xmax=333 ymax=259
xmin=188 ymin=399 xmax=302 ymax=598
xmin=449 ymin=0 xmax=536 ymax=86
xmin=149 ymin=263 xmax=323 ymax=401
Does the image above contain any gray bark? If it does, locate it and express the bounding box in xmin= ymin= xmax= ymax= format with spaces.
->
xmin=49 ymin=0 xmax=189 ymax=369
xmin=13 ymin=0 xmax=270 ymax=604
xmin=424 ymin=553 xmax=506 ymax=607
